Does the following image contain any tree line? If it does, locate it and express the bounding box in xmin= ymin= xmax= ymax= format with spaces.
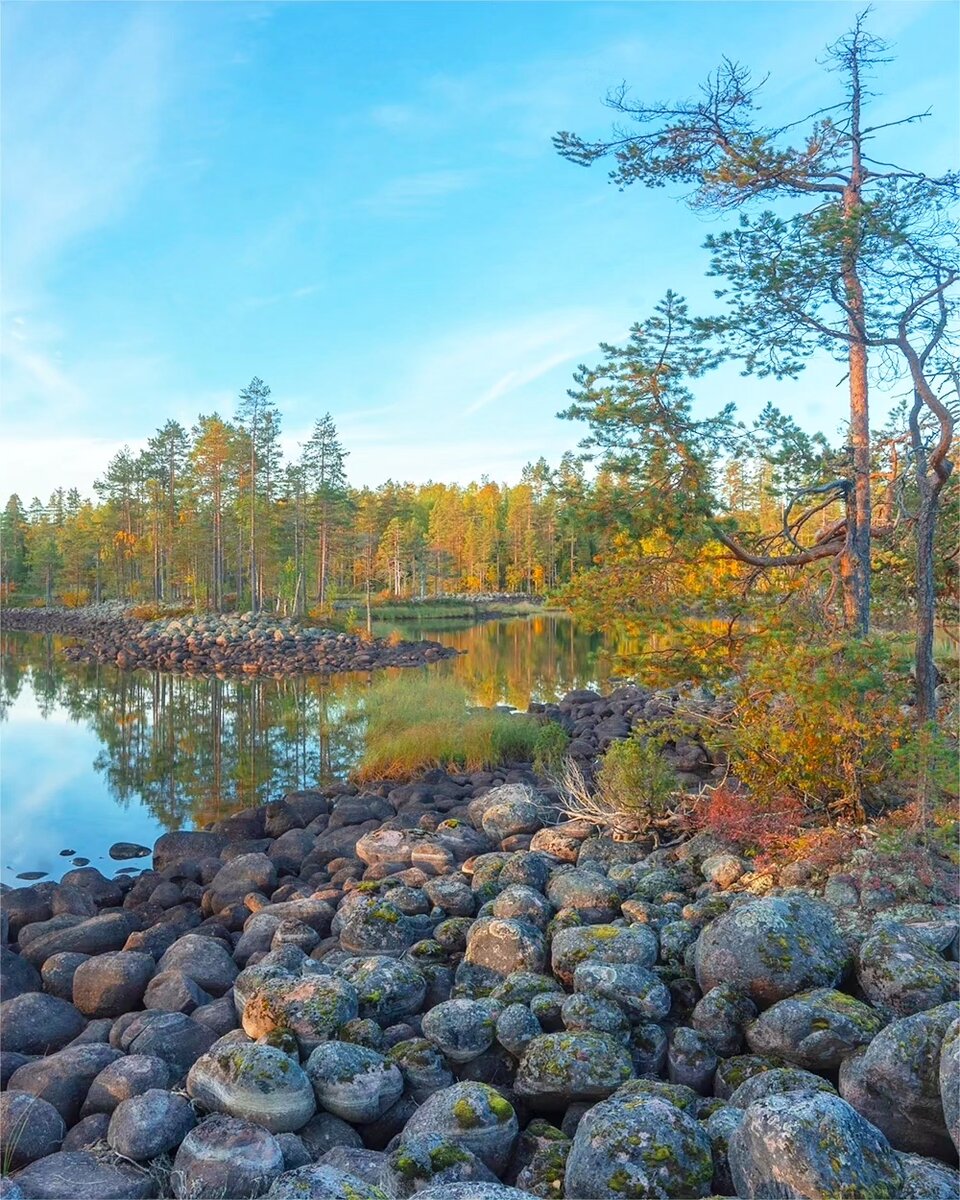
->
xmin=0 ymin=387 xmax=819 ymax=616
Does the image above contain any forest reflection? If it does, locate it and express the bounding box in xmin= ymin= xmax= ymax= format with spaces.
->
xmin=0 ymin=617 xmax=619 ymax=835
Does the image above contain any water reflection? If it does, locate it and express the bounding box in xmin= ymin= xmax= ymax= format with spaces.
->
xmin=0 ymin=617 xmax=617 ymax=879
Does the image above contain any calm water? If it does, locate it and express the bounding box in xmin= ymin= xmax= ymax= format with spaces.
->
xmin=0 ymin=617 xmax=620 ymax=883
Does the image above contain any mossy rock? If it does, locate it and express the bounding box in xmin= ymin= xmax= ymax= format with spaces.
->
xmin=746 ymin=987 xmax=885 ymax=1070
xmin=515 ymin=1032 xmax=634 ymax=1109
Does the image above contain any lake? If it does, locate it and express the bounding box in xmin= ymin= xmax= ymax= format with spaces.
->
xmin=0 ymin=616 xmax=622 ymax=883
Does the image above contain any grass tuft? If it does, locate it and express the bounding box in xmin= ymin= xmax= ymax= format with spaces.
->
xmin=350 ymin=675 xmax=566 ymax=781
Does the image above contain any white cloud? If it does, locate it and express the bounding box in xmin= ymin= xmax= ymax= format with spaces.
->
xmin=362 ymin=169 xmax=482 ymax=216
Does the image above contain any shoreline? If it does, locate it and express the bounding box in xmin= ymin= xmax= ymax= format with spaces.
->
xmin=1 ymin=607 xmax=459 ymax=677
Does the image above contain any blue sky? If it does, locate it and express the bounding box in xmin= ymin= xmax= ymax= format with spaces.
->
xmin=2 ymin=0 xmax=957 ymax=503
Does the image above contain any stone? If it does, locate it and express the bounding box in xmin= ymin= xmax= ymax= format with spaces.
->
xmin=335 ymin=955 xmax=427 ymax=1025
xmin=144 ymin=969 xmax=212 ymax=1013
xmin=0 ymin=1092 xmax=65 ymax=1169
xmin=265 ymin=1165 xmax=388 ymax=1199
xmin=320 ymin=1147 xmax=387 ymax=1184
xmin=690 ymin=982 xmax=758 ymax=1057
xmin=701 ymin=853 xmax=745 ymax=888
xmin=494 ymin=1005 xmax=541 ymax=1058
xmin=305 ymin=1041 xmax=403 ymax=1123
xmin=71 ymin=950 xmax=155 ymax=1018
xmin=339 ymin=898 xmax=419 ymax=957
xmin=746 ymin=986 xmax=885 ymax=1070
xmin=109 ymin=842 xmax=151 ymax=860
xmin=382 ymin=1133 xmax=498 ymax=1198
xmin=153 ymin=830 xmax=226 ymax=872
xmin=728 ymin=1065 xmax=835 ymax=1109
xmin=0 ymin=946 xmax=41 ymax=1001
xmin=941 ymin=1017 xmax=959 ymax=1154
xmin=125 ymin=1011 xmax=217 ymax=1083
xmin=386 ymin=1038 xmax=455 ymax=1103
xmin=39 ymin=952 xmax=90 ymax=1001
xmin=7 ymin=1042 xmax=122 ymax=1124
xmin=299 ymin=1112 xmax=364 ymax=1158
xmin=550 ymin=925 xmax=657 ymax=987
xmin=515 ymin=1032 xmax=634 ymax=1108
xmin=158 ymin=933 xmax=239 ymax=996
xmin=564 ymin=1090 xmax=714 ymax=1199
xmin=242 ymin=974 xmax=359 ymax=1055
xmin=20 ymin=912 xmax=136 ymax=968
xmin=11 ymin=1150 xmax=155 ymax=1199
xmin=81 ymin=1054 xmax=171 ymax=1115
xmin=667 ymin=1027 xmax=717 ymax=1094
xmin=411 ymin=1188 xmax=531 ymax=1200
xmin=897 ymin=1152 xmax=960 ymax=1199
xmin=171 ymin=1115 xmax=285 ymax=1199
xmin=545 ymin=870 xmax=622 ymax=923
xmin=62 ymin=1112 xmax=112 ymax=1151
xmin=187 ymin=1042 xmax=317 ymax=1133
xmin=107 ymin=1088 xmax=197 ymax=1160
xmin=465 ymin=921 xmax=547 ymax=979
xmin=728 ymin=1090 xmax=903 ymax=1200
xmin=561 ymin=993 xmax=630 ymax=1042
xmin=480 ymin=792 xmax=542 ymax=842
xmin=401 ymin=1083 xmax=519 ymax=1175
xmin=207 ymin=853 xmax=278 ymax=911
xmin=0 ymin=991 xmax=86 ymax=1054
xmin=422 ymin=1000 xmax=498 ymax=1063
xmin=695 ymin=895 xmax=850 ymax=1005
xmin=838 ymin=1001 xmax=959 ymax=1159
xmin=572 ymin=961 xmax=671 ymax=1022
xmin=856 ymin=926 xmax=959 ymax=1019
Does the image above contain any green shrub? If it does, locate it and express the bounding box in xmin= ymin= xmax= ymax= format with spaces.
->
xmin=596 ymin=734 xmax=677 ymax=822
xmin=533 ymin=721 xmax=570 ymax=775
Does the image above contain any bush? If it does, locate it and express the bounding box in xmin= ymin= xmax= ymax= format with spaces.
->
xmin=557 ymin=731 xmax=678 ymax=839
xmin=533 ymin=721 xmax=570 ymax=775
xmin=688 ymin=782 xmax=807 ymax=850
xmin=712 ymin=636 xmax=916 ymax=821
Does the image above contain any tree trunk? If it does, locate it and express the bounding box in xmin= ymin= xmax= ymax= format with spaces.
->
xmin=913 ymin=493 xmax=938 ymax=724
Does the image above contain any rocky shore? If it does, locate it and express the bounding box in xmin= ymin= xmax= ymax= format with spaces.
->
xmin=1 ymin=728 xmax=958 ymax=1199
xmin=2 ymin=607 xmax=458 ymax=676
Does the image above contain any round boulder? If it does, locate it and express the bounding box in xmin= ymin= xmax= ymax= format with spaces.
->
xmin=695 ymin=896 xmax=850 ymax=1006
xmin=187 ymin=1042 xmax=317 ymax=1133
xmin=401 ymin=1083 xmax=519 ymax=1175
xmin=171 ymin=1114 xmax=285 ymax=1199
xmin=564 ymin=1091 xmax=713 ymax=1199
xmin=746 ymin=987 xmax=885 ymax=1070
xmin=107 ymin=1088 xmax=197 ymax=1160
xmin=0 ymin=1092 xmax=65 ymax=1169
xmin=728 ymin=1090 xmax=903 ymax=1199
xmin=515 ymin=1032 xmax=634 ymax=1109
xmin=305 ymin=1041 xmax=403 ymax=1124
xmin=72 ymin=951 xmax=155 ymax=1018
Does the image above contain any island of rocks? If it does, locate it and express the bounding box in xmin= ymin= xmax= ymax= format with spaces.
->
xmin=1 ymin=685 xmax=958 ymax=1200
xmin=2 ymin=606 xmax=458 ymax=676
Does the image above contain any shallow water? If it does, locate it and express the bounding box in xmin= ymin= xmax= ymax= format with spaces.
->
xmin=0 ymin=617 xmax=619 ymax=883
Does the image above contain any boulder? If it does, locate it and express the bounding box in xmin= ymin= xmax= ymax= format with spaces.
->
xmin=0 ymin=991 xmax=86 ymax=1054
xmin=515 ymin=1033 xmax=634 ymax=1108
xmin=401 ymin=1083 xmax=519 ymax=1175
xmin=107 ymin=1088 xmax=197 ymax=1160
xmin=746 ymin=986 xmax=885 ymax=1070
xmin=304 ymin=1041 xmax=403 ymax=1124
xmin=187 ymin=1043 xmax=317 ymax=1133
xmin=72 ymin=950 xmax=155 ymax=1018
xmin=171 ymin=1115 xmax=285 ymax=1199
xmin=728 ymin=1090 xmax=903 ymax=1199
xmin=695 ymin=896 xmax=850 ymax=1005
xmin=11 ymin=1150 xmax=155 ymax=1199
xmin=564 ymin=1090 xmax=713 ymax=1199
xmin=550 ymin=925 xmax=657 ymax=987
xmin=0 ymin=1092 xmax=65 ymax=1169
xmin=838 ymin=1002 xmax=959 ymax=1159
xmin=856 ymin=926 xmax=959 ymax=1019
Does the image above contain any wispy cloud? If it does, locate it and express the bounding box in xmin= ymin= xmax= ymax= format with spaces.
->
xmin=393 ymin=308 xmax=620 ymax=418
xmin=1 ymin=8 xmax=173 ymax=312
xmin=362 ymin=169 xmax=482 ymax=216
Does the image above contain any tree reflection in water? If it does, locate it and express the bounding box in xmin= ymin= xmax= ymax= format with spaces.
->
xmin=0 ymin=617 xmax=621 ymax=836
